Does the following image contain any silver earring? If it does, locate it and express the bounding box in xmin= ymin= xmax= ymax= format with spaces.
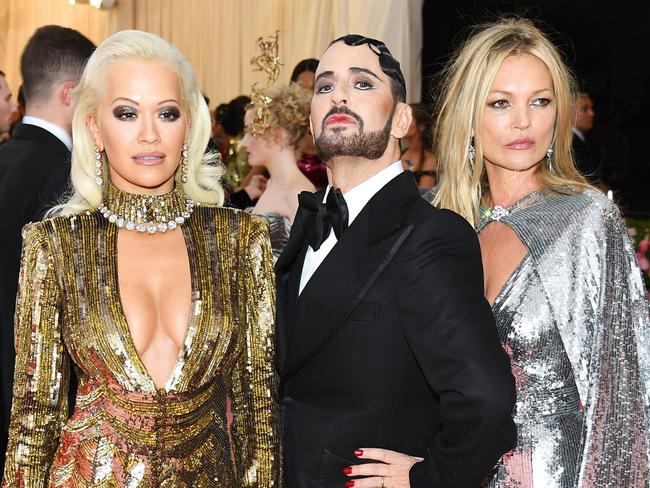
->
xmin=546 ymin=143 xmax=554 ymax=172
xmin=94 ymin=146 xmax=103 ymax=186
xmin=468 ymin=140 xmax=475 ymax=163
xmin=181 ymin=143 xmax=188 ymax=183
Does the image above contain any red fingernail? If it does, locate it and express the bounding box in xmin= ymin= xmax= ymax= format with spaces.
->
xmin=343 ymin=466 xmax=352 ymax=475
xmin=354 ymin=449 xmax=363 ymax=457
xmin=345 ymin=481 xmax=355 ymax=488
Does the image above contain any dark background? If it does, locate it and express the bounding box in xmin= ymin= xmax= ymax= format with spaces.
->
xmin=421 ymin=0 xmax=650 ymax=216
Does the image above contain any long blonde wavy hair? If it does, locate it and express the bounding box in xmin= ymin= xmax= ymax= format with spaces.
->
xmin=50 ymin=30 xmax=223 ymax=217
xmin=433 ymin=18 xmax=589 ymax=226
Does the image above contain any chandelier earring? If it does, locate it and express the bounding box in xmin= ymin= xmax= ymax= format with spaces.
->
xmin=94 ymin=146 xmax=104 ymax=186
xmin=546 ymin=143 xmax=554 ymax=172
xmin=467 ymin=139 xmax=475 ymax=164
xmin=180 ymin=143 xmax=188 ymax=183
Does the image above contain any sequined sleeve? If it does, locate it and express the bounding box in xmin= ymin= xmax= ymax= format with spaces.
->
xmin=578 ymin=203 xmax=650 ymax=486
xmin=229 ymin=217 xmax=281 ymax=486
xmin=2 ymin=223 xmax=70 ymax=487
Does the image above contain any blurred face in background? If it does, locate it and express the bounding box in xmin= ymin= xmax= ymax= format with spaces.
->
xmin=240 ymin=108 xmax=283 ymax=167
xmin=295 ymin=70 xmax=315 ymax=91
xmin=574 ymin=94 xmax=594 ymax=134
xmin=88 ymin=59 xmax=187 ymax=194
xmin=0 ymin=75 xmax=18 ymax=133
xmin=481 ymin=53 xmax=556 ymax=176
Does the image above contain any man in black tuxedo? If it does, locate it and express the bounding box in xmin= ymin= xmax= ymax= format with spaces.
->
xmin=571 ymin=92 xmax=601 ymax=184
xmin=0 ymin=26 xmax=95 ymax=471
xmin=276 ymin=35 xmax=517 ymax=488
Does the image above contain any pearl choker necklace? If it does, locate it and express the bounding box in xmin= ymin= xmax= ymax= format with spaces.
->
xmin=98 ymin=184 xmax=195 ymax=234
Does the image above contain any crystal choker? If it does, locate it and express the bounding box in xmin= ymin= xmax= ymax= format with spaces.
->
xmin=478 ymin=190 xmax=541 ymax=230
xmin=99 ymin=184 xmax=194 ymax=234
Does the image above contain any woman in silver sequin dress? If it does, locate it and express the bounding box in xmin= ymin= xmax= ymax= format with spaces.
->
xmin=433 ymin=18 xmax=650 ymax=487
xmin=241 ymin=83 xmax=316 ymax=261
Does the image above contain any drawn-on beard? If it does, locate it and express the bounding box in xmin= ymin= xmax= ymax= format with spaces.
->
xmin=315 ymin=105 xmax=395 ymax=162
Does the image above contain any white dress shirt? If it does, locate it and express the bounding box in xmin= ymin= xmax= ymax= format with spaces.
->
xmin=22 ymin=116 xmax=72 ymax=151
xmin=299 ymin=160 xmax=404 ymax=294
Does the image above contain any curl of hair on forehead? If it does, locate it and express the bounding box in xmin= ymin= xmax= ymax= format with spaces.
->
xmin=49 ymin=30 xmax=223 ymax=217
xmin=433 ymin=17 xmax=591 ymax=227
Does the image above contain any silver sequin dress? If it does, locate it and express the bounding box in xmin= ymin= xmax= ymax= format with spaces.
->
xmin=245 ymin=210 xmax=291 ymax=262
xmin=481 ymin=188 xmax=650 ymax=487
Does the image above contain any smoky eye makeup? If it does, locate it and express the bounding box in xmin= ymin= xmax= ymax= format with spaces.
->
xmin=159 ymin=107 xmax=181 ymax=121
xmin=113 ymin=105 xmax=137 ymax=120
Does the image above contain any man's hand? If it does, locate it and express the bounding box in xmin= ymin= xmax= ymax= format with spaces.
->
xmin=343 ymin=448 xmax=423 ymax=488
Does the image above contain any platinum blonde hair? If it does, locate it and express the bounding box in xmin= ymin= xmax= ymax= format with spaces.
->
xmin=433 ymin=17 xmax=590 ymax=226
xmin=50 ymin=30 xmax=223 ymax=216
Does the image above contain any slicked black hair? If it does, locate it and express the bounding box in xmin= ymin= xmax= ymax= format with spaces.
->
xmin=329 ymin=34 xmax=406 ymax=103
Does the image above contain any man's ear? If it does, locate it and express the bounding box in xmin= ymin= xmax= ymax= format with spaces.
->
xmin=59 ymin=81 xmax=77 ymax=108
xmin=391 ymin=101 xmax=412 ymax=139
xmin=86 ymin=113 xmax=103 ymax=150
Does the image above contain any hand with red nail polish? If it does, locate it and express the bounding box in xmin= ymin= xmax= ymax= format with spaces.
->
xmin=346 ymin=447 xmax=423 ymax=487
xmin=344 ymin=481 xmax=355 ymax=488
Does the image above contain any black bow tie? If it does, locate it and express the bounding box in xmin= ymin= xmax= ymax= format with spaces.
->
xmin=298 ymin=188 xmax=349 ymax=251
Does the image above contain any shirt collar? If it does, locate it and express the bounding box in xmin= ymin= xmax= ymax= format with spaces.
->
xmin=572 ymin=126 xmax=586 ymax=142
xmin=324 ymin=160 xmax=404 ymax=224
xmin=22 ymin=116 xmax=72 ymax=151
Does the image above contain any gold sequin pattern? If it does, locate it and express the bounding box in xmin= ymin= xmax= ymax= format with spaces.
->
xmin=3 ymin=204 xmax=281 ymax=487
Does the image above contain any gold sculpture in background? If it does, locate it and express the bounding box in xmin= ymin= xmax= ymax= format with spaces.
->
xmin=248 ymin=31 xmax=282 ymax=136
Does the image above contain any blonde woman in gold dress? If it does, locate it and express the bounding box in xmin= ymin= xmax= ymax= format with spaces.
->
xmin=2 ymin=31 xmax=281 ymax=487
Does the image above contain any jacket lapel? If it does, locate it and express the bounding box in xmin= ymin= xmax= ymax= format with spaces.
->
xmin=280 ymin=171 xmax=420 ymax=383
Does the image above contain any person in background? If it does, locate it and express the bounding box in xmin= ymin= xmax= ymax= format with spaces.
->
xmin=290 ymin=58 xmax=319 ymax=90
xmin=2 ymin=29 xmax=280 ymax=486
xmin=434 ymin=17 xmax=650 ymax=487
xmin=571 ymin=91 xmax=603 ymax=185
xmin=220 ymin=95 xmax=269 ymax=209
xmin=241 ymin=83 xmax=315 ymax=259
xmin=0 ymin=26 xmax=95 ymax=475
xmin=290 ymin=58 xmax=328 ymax=189
xmin=0 ymin=71 xmax=18 ymax=143
xmin=401 ymin=103 xmax=437 ymax=189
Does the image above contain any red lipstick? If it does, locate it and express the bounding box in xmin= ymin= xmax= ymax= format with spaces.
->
xmin=326 ymin=114 xmax=356 ymax=125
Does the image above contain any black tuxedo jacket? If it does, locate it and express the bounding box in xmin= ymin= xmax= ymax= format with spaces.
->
xmin=0 ymin=123 xmax=71 ymax=472
xmin=276 ymin=171 xmax=517 ymax=488
xmin=571 ymin=133 xmax=601 ymax=183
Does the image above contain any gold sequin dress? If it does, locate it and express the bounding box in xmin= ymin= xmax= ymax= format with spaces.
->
xmin=2 ymin=186 xmax=281 ymax=487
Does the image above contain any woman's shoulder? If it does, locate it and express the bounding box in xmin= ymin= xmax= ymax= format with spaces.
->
xmin=192 ymin=204 xmax=270 ymax=233
xmin=22 ymin=209 xmax=101 ymax=240
xmin=548 ymin=187 xmax=619 ymax=220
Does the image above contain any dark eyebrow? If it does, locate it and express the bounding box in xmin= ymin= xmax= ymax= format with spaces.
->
xmin=111 ymin=97 xmax=180 ymax=105
xmin=315 ymin=67 xmax=384 ymax=84
xmin=315 ymin=71 xmax=334 ymax=83
xmin=349 ymin=67 xmax=383 ymax=82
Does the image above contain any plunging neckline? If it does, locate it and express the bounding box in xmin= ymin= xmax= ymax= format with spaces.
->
xmin=488 ymin=252 xmax=530 ymax=309
xmin=109 ymin=222 xmax=196 ymax=393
